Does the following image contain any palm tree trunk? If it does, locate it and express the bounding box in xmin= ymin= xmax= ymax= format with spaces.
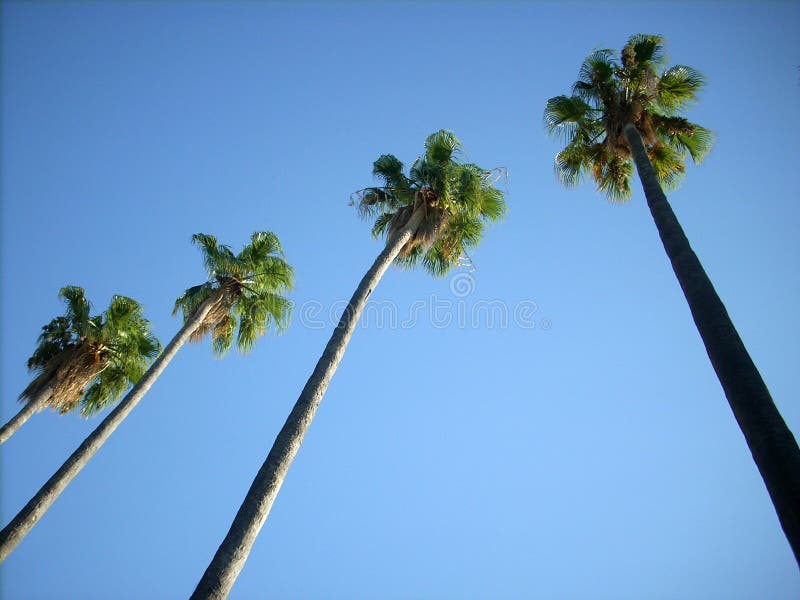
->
xmin=0 ymin=293 xmax=222 ymax=563
xmin=0 ymin=384 xmax=55 ymax=445
xmin=624 ymin=123 xmax=800 ymax=565
xmin=190 ymin=207 xmax=427 ymax=599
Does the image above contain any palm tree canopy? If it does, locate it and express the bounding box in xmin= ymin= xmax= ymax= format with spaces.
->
xmin=544 ymin=34 xmax=714 ymax=201
xmin=355 ymin=130 xmax=507 ymax=276
xmin=22 ymin=286 xmax=162 ymax=416
xmin=172 ymin=231 xmax=294 ymax=356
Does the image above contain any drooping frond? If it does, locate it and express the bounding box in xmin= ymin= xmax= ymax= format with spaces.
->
xmin=371 ymin=212 xmax=395 ymax=239
xmin=652 ymin=115 xmax=714 ymax=163
xmin=647 ymin=142 xmax=686 ymax=191
xmin=173 ymin=282 xmax=216 ymax=323
xmin=595 ymin=154 xmax=633 ymax=202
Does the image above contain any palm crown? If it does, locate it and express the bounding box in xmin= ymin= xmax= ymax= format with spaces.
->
xmin=22 ymin=286 xmax=161 ymax=415
xmin=544 ymin=34 xmax=714 ymax=200
xmin=356 ymin=130 xmax=507 ymax=276
xmin=173 ymin=232 xmax=294 ymax=356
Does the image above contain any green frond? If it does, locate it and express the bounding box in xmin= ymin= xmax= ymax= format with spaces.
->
xmin=191 ymin=233 xmax=240 ymax=279
xmin=392 ymin=244 xmax=424 ymax=270
xmin=656 ymin=65 xmax=706 ymax=113
xmin=234 ymin=291 xmax=292 ymax=353
xmin=211 ymin=314 xmax=236 ymax=357
xmin=421 ymin=237 xmax=462 ymax=278
xmin=357 ymin=188 xmax=399 ymax=219
xmin=478 ymin=185 xmax=507 ymax=222
xmin=27 ymin=316 xmax=73 ymax=372
xmin=554 ymin=141 xmax=597 ymax=188
xmin=372 ymin=154 xmax=409 ymax=189
xmin=248 ymin=256 xmax=294 ymax=293
xmin=371 ymin=212 xmax=395 ymax=239
xmin=648 ymin=143 xmax=686 ymax=191
xmin=655 ymin=117 xmax=714 ymax=164
xmin=173 ymin=282 xmax=215 ymax=321
xmin=81 ymin=366 xmax=129 ymax=416
xmin=424 ymin=130 xmax=462 ymax=165
xmin=238 ymin=231 xmax=284 ymax=265
xmin=573 ymin=49 xmax=617 ymax=103
xmin=544 ymin=95 xmax=599 ymax=141
xmin=594 ymin=155 xmax=633 ymax=202
xmin=58 ymin=286 xmax=91 ymax=337
xmin=447 ymin=213 xmax=484 ymax=250
xmin=625 ymin=34 xmax=666 ymax=69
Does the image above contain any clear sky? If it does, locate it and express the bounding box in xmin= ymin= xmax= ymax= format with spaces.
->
xmin=2 ymin=1 xmax=799 ymax=598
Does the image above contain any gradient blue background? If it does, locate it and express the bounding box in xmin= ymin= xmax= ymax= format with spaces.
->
xmin=2 ymin=2 xmax=799 ymax=598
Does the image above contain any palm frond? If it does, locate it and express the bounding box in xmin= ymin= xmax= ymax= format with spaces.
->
xmin=238 ymin=231 xmax=284 ymax=265
xmin=211 ymin=314 xmax=236 ymax=357
xmin=573 ymin=49 xmax=617 ymax=104
xmin=191 ymin=233 xmax=240 ymax=279
xmin=424 ymin=130 xmax=462 ymax=165
xmin=371 ymin=212 xmax=395 ymax=239
xmin=625 ymin=34 xmax=666 ymax=69
xmin=647 ymin=142 xmax=686 ymax=191
xmin=543 ymin=95 xmax=600 ymax=142
xmin=173 ymin=282 xmax=215 ymax=321
xmin=26 ymin=316 xmax=73 ymax=372
xmin=594 ymin=155 xmax=633 ymax=202
xmin=372 ymin=154 xmax=409 ymax=190
xmin=58 ymin=286 xmax=91 ymax=338
xmin=656 ymin=65 xmax=706 ymax=113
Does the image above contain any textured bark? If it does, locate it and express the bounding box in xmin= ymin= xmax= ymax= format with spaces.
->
xmin=0 ymin=293 xmax=222 ymax=563
xmin=0 ymin=384 xmax=55 ymax=445
xmin=190 ymin=208 xmax=427 ymax=600
xmin=624 ymin=123 xmax=800 ymax=565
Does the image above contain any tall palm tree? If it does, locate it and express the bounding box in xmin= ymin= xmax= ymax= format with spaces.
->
xmin=545 ymin=33 xmax=800 ymax=564
xmin=191 ymin=130 xmax=507 ymax=599
xmin=0 ymin=286 xmax=161 ymax=445
xmin=0 ymin=232 xmax=293 ymax=562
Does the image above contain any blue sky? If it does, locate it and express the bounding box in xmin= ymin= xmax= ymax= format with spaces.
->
xmin=2 ymin=1 xmax=799 ymax=598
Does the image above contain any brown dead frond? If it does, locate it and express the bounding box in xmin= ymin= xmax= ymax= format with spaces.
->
xmin=20 ymin=344 xmax=105 ymax=414
xmin=188 ymin=283 xmax=238 ymax=344
xmin=389 ymin=189 xmax=448 ymax=258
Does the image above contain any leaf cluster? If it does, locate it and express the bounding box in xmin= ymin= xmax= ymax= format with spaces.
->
xmin=24 ymin=286 xmax=162 ymax=416
xmin=172 ymin=232 xmax=294 ymax=356
xmin=356 ymin=130 xmax=507 ymax=277
xmin=544 ymin=33 xmax=714 ymax=201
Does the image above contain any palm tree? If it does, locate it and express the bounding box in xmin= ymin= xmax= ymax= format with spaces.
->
xmin=191 ymin=130 xmax=507 ymax=599
xmin=545 ymin=33 xmax=800 ymax=564
xmin=0 ymin=232 xmax=293 ymax=562
xmin=0 ymin=286 xmax=161 ymax=445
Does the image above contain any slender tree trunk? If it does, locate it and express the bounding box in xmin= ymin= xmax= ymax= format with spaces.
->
xmin=190 ymin=208 xmax=427 ymax=599
xmin=0 ymin=384 xmax=55 ymax=445
xmin=0 ymin=294 xmax=222 ymax=563
xmin=624 ymin=123 xmax=800 ymax=565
